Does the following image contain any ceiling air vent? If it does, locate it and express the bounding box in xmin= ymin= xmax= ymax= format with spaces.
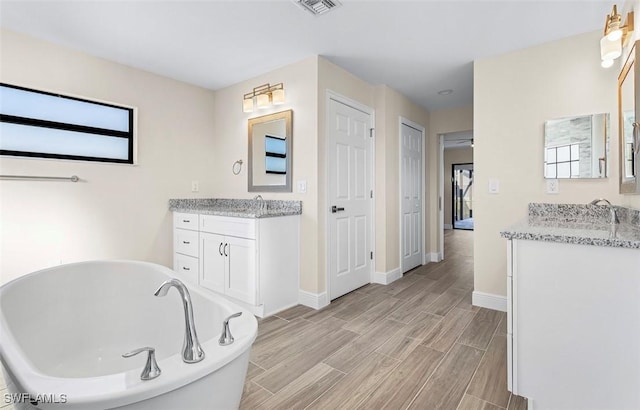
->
xmin=293 ymin=0 xmax=341 ymax=16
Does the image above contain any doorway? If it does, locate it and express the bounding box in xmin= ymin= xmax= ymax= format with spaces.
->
xmin=327 ymin=94 xmax=374 ymax=300
xmin=452 ymin=163 xmax=474 ymax=230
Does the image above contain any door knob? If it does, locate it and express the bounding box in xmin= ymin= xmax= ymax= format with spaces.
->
xmin=331 ymin=205 xmax=345 ymax=213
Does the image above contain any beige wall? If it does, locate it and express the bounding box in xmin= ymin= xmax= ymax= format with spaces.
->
xmin=427 ymin=106 xmax=474 ymax=254
xmin=474 ymin=30 xmax=640 ymax=298
xmin=376 ymin=85 xmax=430 ymax=273
xmin=0 ymin=32 xmax=431 ymax=298
xmin=444 ymin=147 xmax=474 ymax=227
xmin=0 ymin=29 xmax=218 ymax=284
xmin=206 ymin=56 xmax=320 ymax=292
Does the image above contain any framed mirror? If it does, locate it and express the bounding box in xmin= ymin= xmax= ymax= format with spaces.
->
xmin=619 ymin=40 xmax=640 ymax=194
xmin=543 ymin=113 xmax=610 ymax=179
xmin=248 ymin=110 xmax=292 ymax=192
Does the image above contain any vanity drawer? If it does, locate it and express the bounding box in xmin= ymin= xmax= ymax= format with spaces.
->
xmin=174 ymin=229 xmax=199 ymax=257
xmin=200 ymin=215 xmax=255 ymax=239
xmin=174 ymin=253 xmax=199 ymax=285
xmin=174 ymin=212 xmax=199 ymax=230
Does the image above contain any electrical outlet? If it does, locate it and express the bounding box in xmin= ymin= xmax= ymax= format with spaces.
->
xmin=191 ymin=181 xmax=199 ymax=192
xmin=546 ymin=179 xmax=559 ymax=194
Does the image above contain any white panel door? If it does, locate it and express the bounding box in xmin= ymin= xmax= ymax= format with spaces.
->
xmin=199 ymin=232 xmax=226 ymax=294
xmin=328 ymin=98 xmax=372 ymax=300
xmin=225 ymin=236 xmax=256 ymax=305
xmin=401 ymin=122 xmax=423 ymax=272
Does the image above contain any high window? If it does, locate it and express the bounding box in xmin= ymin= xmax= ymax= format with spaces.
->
xmin=0 ymin=83 xmax=134 ymax=164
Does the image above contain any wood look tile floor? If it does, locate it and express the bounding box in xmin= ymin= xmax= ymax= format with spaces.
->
xmin=241 ymin=230 xmax=527 ymax=410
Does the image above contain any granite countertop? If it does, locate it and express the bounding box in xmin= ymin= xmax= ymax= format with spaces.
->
xmin=169 ymin=198 xmax=302 ymax=219
xmin=500 ymin=203 xmax=640 ymax=249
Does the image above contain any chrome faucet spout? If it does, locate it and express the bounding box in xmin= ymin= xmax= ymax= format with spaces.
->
xmin=588 ymin=198 xmax=620 ymax=225
xmin=154 ymin=278 xmax=205 ymax=363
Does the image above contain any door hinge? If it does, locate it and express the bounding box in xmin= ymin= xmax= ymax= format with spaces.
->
xmin=370 ymin=190 xmax=373 ymax=199
xmin=369 ymin=128 xmax=374 ymax=138
xmin=370 ymin=251 xmax=373 ymax=260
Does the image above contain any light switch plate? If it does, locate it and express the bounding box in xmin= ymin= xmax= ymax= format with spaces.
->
xmin=488 ymin=178 xmax=500 ymax=194
xmin=297 ymin=180 xmax=307 ymax=193
xmin=546 ymin=179 xmax=559 ymax=194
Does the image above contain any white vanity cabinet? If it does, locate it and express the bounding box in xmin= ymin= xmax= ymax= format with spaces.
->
xmin=506 ymin=239 xmax=640 ymax=409
xmin=172 ymin=211 xmax=299 ymax=317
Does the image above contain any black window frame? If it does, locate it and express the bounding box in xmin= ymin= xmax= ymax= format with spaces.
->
xmin=0 ymin=83 xmax=135 ymax=164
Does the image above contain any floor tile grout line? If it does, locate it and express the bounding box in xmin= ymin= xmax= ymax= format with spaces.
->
xmin=458 ymin=311 xmax=504 ymax=409
xmin=467 ymin=392 xmax=508 ymax=409
xmin=403 ymin=307 xmax=479 ymax=410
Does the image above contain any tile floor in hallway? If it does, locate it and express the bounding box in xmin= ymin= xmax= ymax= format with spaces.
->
xmin=241 ymin=230 xmax=527 ymax=409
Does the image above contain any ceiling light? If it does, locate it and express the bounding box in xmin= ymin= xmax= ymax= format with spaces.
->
xmin=600 ymin=5 xmax=634 ymax=68
xmin=437 ymin=89 xmax=453 ymax=95
xmin=242 ymin=83 xmax=285 ymax=113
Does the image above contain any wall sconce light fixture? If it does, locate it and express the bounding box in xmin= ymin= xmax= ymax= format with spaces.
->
xmin=242 ymin=83 xmax=285 ymax=113
xmin=600 ymin=5 xmax=634 ymax=68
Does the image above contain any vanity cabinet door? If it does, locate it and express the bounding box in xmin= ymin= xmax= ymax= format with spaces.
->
xmin=200 ymin=232 xmax=226 ymax=294
xmin=225 ymin=236 xmax=256 ymax=305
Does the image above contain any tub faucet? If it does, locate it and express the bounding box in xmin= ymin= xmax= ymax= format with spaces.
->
xmin=154 ymin=278 xmax=205 ymax=363
xmin=589 ymin=198 xmax=620 ymax=225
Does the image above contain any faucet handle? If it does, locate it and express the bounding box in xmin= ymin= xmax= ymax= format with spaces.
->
xmin=219 ymin=312 xmax=242 ymax=346
xmin=123 ymin=347 xmax=162 ymax=380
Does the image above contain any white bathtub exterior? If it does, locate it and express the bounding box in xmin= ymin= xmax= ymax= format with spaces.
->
xmin=0 ymin=260 xmax=258 ymax=409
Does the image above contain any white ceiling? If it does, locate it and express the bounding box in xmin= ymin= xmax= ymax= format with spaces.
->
xmin=0 ymin=0 xmax=613 ymax=111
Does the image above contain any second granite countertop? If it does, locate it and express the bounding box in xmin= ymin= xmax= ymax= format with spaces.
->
xmin=500 ymin=203 xmax=640 ymax=249
xmin=169 ymin=198 xmax=302 ymax=219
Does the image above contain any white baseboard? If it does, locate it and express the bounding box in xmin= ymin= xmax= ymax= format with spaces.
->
xmin=472 ymin=291 xmax=507 ymax=312
xmin=444 ymin=224 xmax=453 ymax=230
xmin=299 ymin=290 xmax=329 ymax=310
xmin=426 ymin=252 xmax=442 ymax=263
xmin=372 ymin=267 xmax=402 ymax=285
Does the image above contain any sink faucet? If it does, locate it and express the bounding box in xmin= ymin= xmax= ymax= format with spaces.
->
xmin=589 ymin=198 xmax=620 ymax=225
xmin=253 ymin=194 xmax=266 ymax=211
xmin=154 ymin=278 xmax=205 ymax=363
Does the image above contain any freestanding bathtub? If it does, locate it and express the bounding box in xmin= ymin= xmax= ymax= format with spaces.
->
xmin=0 ymin=260 xmax=258 ymax=409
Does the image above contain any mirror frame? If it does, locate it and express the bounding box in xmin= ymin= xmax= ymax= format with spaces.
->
xmin=248 ymin=110 xmax=293 ymax=193
xmin=619 ymin=40 xmax=640 ymax=194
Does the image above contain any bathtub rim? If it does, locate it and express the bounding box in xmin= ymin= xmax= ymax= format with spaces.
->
xmin=0 ymin=259 xmax=258 ymax=410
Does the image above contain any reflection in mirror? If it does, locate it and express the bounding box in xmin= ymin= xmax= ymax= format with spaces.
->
xmin=619 ymin=40 xmax=638 ymax=194
xmin=543 ymin=113 xmax=610 ymax=179
xmin=248 ymin=110 xmax=292 ymax=192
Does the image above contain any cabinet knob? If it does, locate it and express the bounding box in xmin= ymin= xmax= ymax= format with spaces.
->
xmin=224 ymin=243 xmax=229 ymax=257
xmin=182 ymin=219 xmax=190 ymax=223
xmin=219 ymin=242 xmax=224 ymax=256
xmin=183 ymin=266 xmax=190 ymax=271
xmin=182 ymin=241 xmax=190 ymax=245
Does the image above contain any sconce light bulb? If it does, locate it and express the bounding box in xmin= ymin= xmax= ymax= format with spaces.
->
xmin=272 ymin=88 xmax=285 ymax=105
xmin=600 ymin=36 xmax=622 ymax=60
xmin=243 ymin=98 xmax=254 ymax=113
xmin=256 ymin=93 xmax=271 ymax=109
xmin=606 ymin=28 xmax=623 ymax=42
xmin=601 ymin=58 xmax=614 ymax=68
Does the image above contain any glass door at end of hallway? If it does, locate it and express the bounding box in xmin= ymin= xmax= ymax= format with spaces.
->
xmin=452 ymin=163 xmax=473 ymax=230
